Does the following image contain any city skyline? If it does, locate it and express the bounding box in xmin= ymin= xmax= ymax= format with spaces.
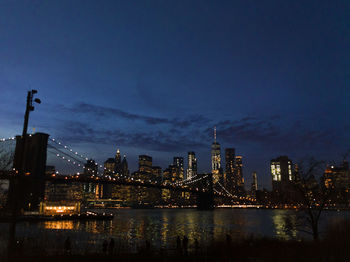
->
xmin=0 ymin=1 xmax=349 ymax=189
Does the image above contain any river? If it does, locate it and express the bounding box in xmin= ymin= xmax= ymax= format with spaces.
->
xmin=1 ymin=208 xmax=349 ymax=254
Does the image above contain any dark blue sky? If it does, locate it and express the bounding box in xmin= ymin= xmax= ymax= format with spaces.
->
xmin=0 ymin=0 xmax=349 ymax=189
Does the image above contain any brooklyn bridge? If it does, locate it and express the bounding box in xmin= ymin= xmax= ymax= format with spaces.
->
xmin=0 ymin=133 xmax=255 ymax=213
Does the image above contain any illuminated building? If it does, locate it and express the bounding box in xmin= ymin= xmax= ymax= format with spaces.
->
xmin=115 ymin=148 xmax=121 ymax=174
xmin=139 ymin=155 xmax=152 ymax=173
xmin=270 ymin=156 xmax=294 ymax=191
xmin=152 ymin=166 xmax=162 ymax=182
xmin=323 ymin=161 xmax=350 ymax=189
xmin=187 ymin=151 xmax=197 ymax=180
xmin=103 ymin=158 xmax=115 ymax=176
xmin=39 ymin=202 xmax=81 ymax=215
xmin=173 ymin=157 xmax=184 ymax=171
xmin=235 ymin=156 xmax=244 ymax=189
xmin=163 ymin=165 xmax=179 ymax=183
xmin=45 ymin=182 xmax=83 ymax=201
xmin=251 ymin=172 xmax=258 ymax=195
xmin=225 ymin=148 xmax=235 ymax=191
xmin=211 ymin=127 xmax=222 ymax=183
xmin=162 ymin=164 xmax=182 ymax=204
xmin=252 ymin=171 xmax=258 ymax=191
xmin=173 ymin=157 xmax=184 ymax=181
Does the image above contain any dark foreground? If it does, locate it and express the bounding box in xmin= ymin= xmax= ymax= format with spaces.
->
xmin=3 ymin=237 xmax=349 ymax=262
xmin=3 ymin=219 xmax=350 ymax=262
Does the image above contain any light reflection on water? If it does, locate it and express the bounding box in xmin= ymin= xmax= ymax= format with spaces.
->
xmin=1 ymin=209 xmax=350 ymax=254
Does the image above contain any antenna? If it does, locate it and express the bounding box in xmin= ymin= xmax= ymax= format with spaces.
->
xmin=214 ymin=126 xmax=216 ymax=142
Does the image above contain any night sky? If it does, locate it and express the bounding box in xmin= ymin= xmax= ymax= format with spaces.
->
xmin=0 ymin=1 xmax=349 ymax=189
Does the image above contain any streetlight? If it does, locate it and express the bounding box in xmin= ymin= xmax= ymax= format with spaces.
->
xmin=22 ymin=90 xmax=41 ymax=137
xmin=8 ymin=90 xmax=41 ymax=256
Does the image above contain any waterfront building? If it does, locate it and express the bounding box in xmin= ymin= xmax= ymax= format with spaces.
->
xmin=323 ymin=161 xmax=350 ymax=189
xmin=45 ymin=181 xmax=84 ymax=202
xmin=187 ymin=151 xmax=197 ymax=180
xmin=270 ymin=156 xmax=294 ymax=192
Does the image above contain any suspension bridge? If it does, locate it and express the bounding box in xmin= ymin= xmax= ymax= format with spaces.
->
xmin=0 ymin=134 xmax=255 ymax=210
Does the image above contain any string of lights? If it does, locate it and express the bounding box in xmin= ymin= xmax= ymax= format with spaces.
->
xmin=183 ymin=174 xmax=208 ymax=185
xmin=47 ymin=150 xmax=84 ymax=169
xmin=0 ymin=137 xmax=16 ymax=142
xmin=49 ymin=138 xmax=89 ymax=161
xmin=48 ymin=144 xmax=85 ymax=165
xmin=174 ymin=174 xmax=200 ymax=186
xmin=217 ymin=181 xmax=236 ymax=198
xmin=49 ymin=137 xmax=104 ymax=169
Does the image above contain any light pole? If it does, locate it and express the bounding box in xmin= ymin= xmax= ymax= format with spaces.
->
xmin=8 ymin=90 xmax=41 ymax=255
xmin=22 ymin=90 xmax=41 ymax=137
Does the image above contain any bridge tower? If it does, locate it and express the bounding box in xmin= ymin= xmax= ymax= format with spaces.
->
xmin=7 ymin=132 xmax=49 ymax=212
xmin=196 ymin=173 xmax=214 ymax=210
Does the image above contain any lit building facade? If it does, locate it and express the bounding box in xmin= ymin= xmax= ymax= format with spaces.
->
xmin=115 ymin=148 xmax=122 ymax=174
xmin=187 ymin=151 xmax=197 ymax=180
xmin=211 ymin=127 xmax=222 ymax=183
xmin=323 ymin=161 xmax=350 ymax=189
xmin=270 ymin=156 xmax=294 ymax=191
xmin=173 ymin=157 xmax=184 ymax=181
xmin=103 ymin=158 xmax=115 ymax=176
xmin=251 ymin=171 xmax=258 ymax=191
xmin=235 ymin=156 xmax=244 ymax=188
xmin=225 ymin=148 xmax=235 ymax=191
xmin=139 ymin=155 xmax=152 ymax=173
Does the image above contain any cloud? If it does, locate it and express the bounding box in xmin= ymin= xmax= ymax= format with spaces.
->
xmin=58 ymin=120 xmax=207 ymax=152
xmin=55 ymin=102 xmax=209 ymax=127
xmin=209 ymin=116 xmax=337 ymax=152
xmin=48 ymin=103 xmax=343 ymax=158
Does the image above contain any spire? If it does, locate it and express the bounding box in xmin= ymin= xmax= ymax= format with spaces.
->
xmin=214 ymin=126 xmax=216 ymax=143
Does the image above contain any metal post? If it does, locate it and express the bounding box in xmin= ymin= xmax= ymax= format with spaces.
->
xmin=8 ymin=90 xmax=40 ymax=257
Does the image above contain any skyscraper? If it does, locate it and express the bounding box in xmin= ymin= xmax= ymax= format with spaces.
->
xmin=139 ymin=155 xmax=152 ymax=173
xmin=251 ymin=171 xmax=258 ymax=191
xmin=270 ymin=156 xmax=294 ymax=191
xmin=211 ymin=127 xmax=221 ymax=183
xmin=187 ymin=151 xmax=197 ymax=180
xmin=225 ymin=148 xmax=235 ymax=191
xmin=173 ymin=157 xmax=184 ymax=181
xmin=235 ymin=156 xmax=244 ymax=188
xmin=173 ymin=157 xmax=184 ymax=170
xmin=103 ymin=158 xmax=115 ymax=176
xmin=121 ymin=155 xmax=129 ymax=176
xmin=115 ymin=148 xmax=121 ymax=174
